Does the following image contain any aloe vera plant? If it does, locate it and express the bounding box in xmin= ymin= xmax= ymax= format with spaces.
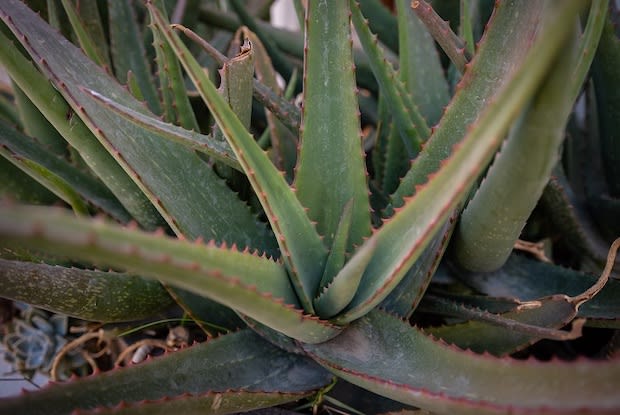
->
xmin=0 ymin=0 xmax=619 ymax=413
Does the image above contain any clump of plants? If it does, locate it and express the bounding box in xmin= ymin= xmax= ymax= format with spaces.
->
xmin=0 ymin=0 xmax=619 ymax=414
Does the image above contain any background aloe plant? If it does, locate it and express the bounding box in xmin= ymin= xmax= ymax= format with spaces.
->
xmin=0 ymin=0 xmax=619 ymax=413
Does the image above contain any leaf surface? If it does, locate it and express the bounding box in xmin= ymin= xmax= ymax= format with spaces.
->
xmin=335 ymin=0 xmax=585 ymax=324
xmin=146 ymin=3 xmax=327 ymax=312
xmin=0 ymin=204 xmax=341 ymax=343
xmin=457 ymin=254 xmax=620 ymax=324
xmin=0 ymin=259 xmax=173 ymax=322
xmin=305 ymin=310 xmax=620 ymax=414
xmin=0 ymin=329 xmax=332 ymax=415
xmin=0 ymin=0 xmax=272 ymax=249
xmin=0 ymin=120 xmax=130 ymax=221
xmin=107 ymin=0 xmax=161 ymax=115
xmin=295 ymin=0 xmax=371 ymax=250
xmin=0 ymin=29 xmax=161 ymax=229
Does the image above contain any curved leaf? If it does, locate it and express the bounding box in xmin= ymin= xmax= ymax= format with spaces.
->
xmin=452 ymin=24 xmax=580 ymax=272
xmin=0 ymin=329 xmax=332 ymax=415
xmin=305 ymin=310 xmax=620 ymax=414
xmin=0 ymin=204 xmax=341 ymax=343
xmin=423 ymin=294 xmax=580 ymax=356
xmin=456 ymin=254 xmax=620 ymax=325
xmin=0 ymin=259 xmax=173 ymax=322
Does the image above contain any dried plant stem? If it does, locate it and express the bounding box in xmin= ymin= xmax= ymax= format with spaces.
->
xmin=571 ymin=238 xmax=620 ymax=306
xmin=514 ymin=239 xmax=552 ymax=263
xmin=411 ymin=0 xmax=471 ymax=72
xmin=51 ymin=330 xmax=112 ymax=381
xmin=426 ymin=295 xmax=584 ymax=341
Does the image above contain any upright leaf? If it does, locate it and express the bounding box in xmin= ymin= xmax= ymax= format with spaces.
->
xmin=395 ymin=0 xmax=449 ymax=127
xmin=351 ymin=1 xmax=429 ymax=158
xmin=149 ymin=0 xmax=199 ymax=130
xmin=146 ymin=3 xmax=327 ymax=313
xmin=452 ymin=25 xmax=581 ymax=272
xmin=334 ymin=0 xmax=585 ymax=324
xmin=107 ymin=0 xmax=161 ymax=115
xmin=295 ymin=0 xmax=371 ymax=250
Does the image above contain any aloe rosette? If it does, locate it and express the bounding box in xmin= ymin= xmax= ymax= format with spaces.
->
xmin=0 ymin=0 xmax=619 ymax=414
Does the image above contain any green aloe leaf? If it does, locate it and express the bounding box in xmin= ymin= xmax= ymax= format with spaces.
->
xmin=570 ymin=0 xmax=608 ymax=105
xmin=149 ymin=0 xmax=198 ymax=129
xmin=60 ymin=0 xmax=109 ymax=69
xmin=0 ymin=120 xmax=130 ymax=222
xmin=390 ymin=0 xmax=579 ymax=208
xmin=12 ymin=85 xmax=67 ymax=156
xmin=395 ymin=0 xmax=450 ymax=127
xmin=0 ymin=329 xmax=332 ymax=415
xmin=422 ymin=294 xmax=581 ymax=356
xmin=334 ymin=0 xmax=584 ymax=325
xmin=0 ymin=259 xmax=173 ymax=322
xmin=379 ymin=214 xmax=456 ymax=318
xmin=318 ymin=200 xmax=356 ymax=291
xmin=0 ymin=29 xmax=162 ymax=229
xmin=242 ymin=27 xmax=298 ymax=179
xmin=0 ymin=147 xmax=89 ymax=215
xmin=540 ymin=165 xmax=616 ymax=268
xmin=457 ymin=254 xmax=620 ymax=325
xmin=0 ymin=157 xmax=56 ymax=204
xmin=0 ymin=92 xmax=20 ymax=126
xmin=351 ymin=0 xmax=429 ymax=158
xmin=83 ymin=89 xmax=240 ymax=171
xmin=358 ymin=0 xmax=399 ymax=53
xmin=315 ymin=212 xmax=377 ymax=319
xmin=0 ymin=0 xmax=273 ymax=249
xmin=592 ymin=8 xmax=620 ymax=197
xmin=0 ymin=204 xmax=341 ymax=343
xmin=305 ymin=310 xmax=620 ymax=414
xmin=451 ymin=23 xmax=580 ymax=272
xmin=451 ymin=0 xmax=609 ymax=272
xmin=295 ymin=0 xmax=371 ymax=251
xmin=146 ymin=3 xmax=327 ymax=313
xmin=107 ymin=0 xmax=161 ymax=115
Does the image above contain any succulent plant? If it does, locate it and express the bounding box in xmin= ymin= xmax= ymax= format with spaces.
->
xmin=0 ymin=0 xmax=619 ymax=414
xmin=1 ymin=304 xmax=88 ymax=380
